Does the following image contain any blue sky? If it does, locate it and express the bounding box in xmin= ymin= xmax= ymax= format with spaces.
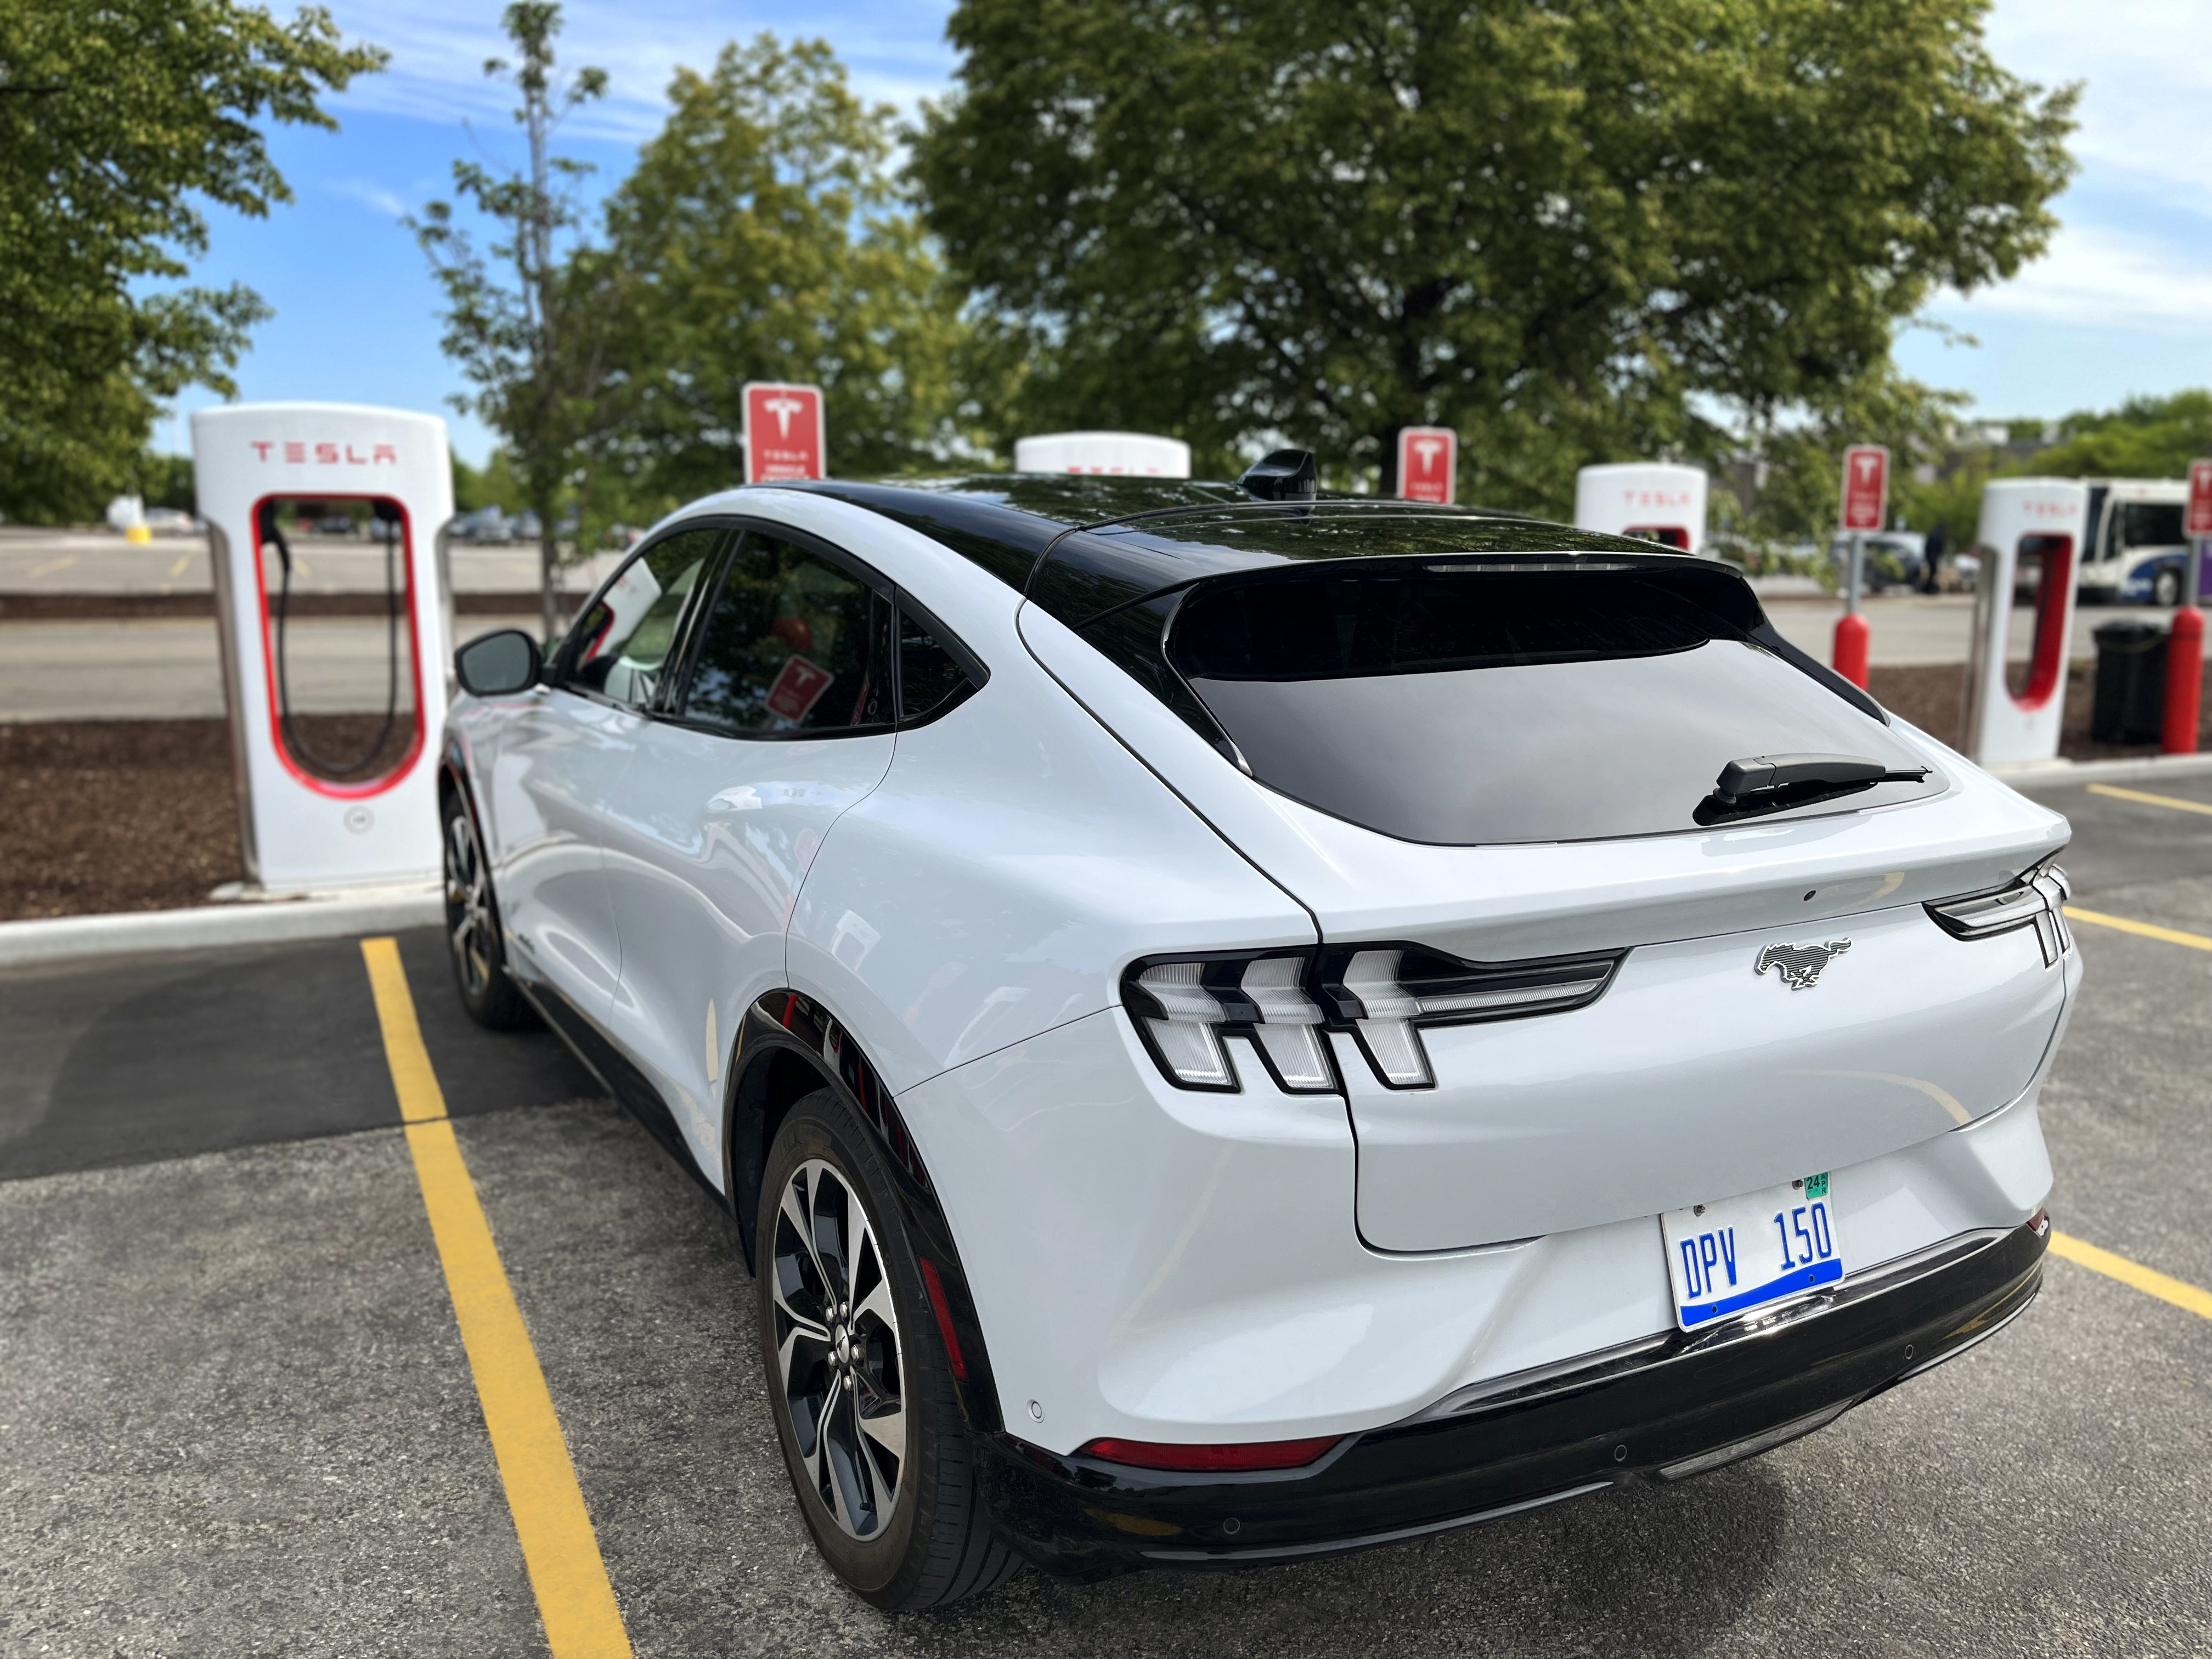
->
xmin=157 ymin=0 xmax=2212 ymax=464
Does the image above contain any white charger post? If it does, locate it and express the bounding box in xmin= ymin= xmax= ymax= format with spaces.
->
xmin=191 ymin=403 xmax=456 ymax=894
xmin=1573 ymin=464 xmax=1710 ymax=557
xmin=1961 ymin=478 xmax=2087 ymax=768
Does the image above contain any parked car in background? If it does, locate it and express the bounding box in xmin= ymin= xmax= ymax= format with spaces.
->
xmin=452 ymin=506 xmax=515 ymax=544
xmin=1827 ymin=531 xmax=1927 ymax=592
xmin=2075 ymin=478 xmax=2187 ymax=605
xmin=143 ymin=507 xmax=199 ymax=536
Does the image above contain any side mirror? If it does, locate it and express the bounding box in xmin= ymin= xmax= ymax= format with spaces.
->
xmin=455 ymin=629 xmax=542 ymax=697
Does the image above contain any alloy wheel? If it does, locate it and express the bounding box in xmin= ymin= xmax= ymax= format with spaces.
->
xmin=770 ymin=1158 xmax=907 ymax=1540
xmin=444 ymin=809 xmax=495 ymax=997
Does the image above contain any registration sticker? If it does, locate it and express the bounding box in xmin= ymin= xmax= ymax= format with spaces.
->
xmin=1661 ymin=1175 xmax=1843 ymax=1331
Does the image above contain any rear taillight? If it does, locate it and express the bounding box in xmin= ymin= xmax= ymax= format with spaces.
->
xmin=1926 ymin=860 xmax=2072 ymax=967
xmin=1124 ymin=952 xmax=1335 ymax=1093
xmin=1320 ymin=945 xmax=1624 ymax=1088
xmin=1122 ymin=945 xmax=1622 ymax=1094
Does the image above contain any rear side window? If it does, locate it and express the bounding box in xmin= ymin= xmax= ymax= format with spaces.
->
xmin=898 ymin=605 xmax=978 ymax=721
xmin=1164 ymin=562 xmax=1941 ymax=845
xmin=680 ymin=531 xmax=893 ymax=735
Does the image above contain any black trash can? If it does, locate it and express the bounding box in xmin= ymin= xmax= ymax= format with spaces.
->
xmin=2092 ymin=619 xmax=2168 ymax=744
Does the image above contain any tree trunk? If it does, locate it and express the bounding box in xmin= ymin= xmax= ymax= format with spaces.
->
xmin=1376 ymin=426 xmax=1404 ymax=498
xmin=539 ymin=529 xmax=560 ymax=645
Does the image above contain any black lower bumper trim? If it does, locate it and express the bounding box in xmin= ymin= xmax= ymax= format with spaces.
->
xmin=976 ymin=1218 xmax=2046 ymax=1576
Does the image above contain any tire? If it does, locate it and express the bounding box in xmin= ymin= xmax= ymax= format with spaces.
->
xmin=757 ymin=1087 xmax=1021 ymax=1611
xmin=441 ymin=787 xmax=534 ymax=1030
xmin=2154 ymin=567 xmax=2183 ymax=608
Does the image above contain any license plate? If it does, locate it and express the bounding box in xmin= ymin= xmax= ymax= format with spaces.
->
xmin=1661 ymin=1173 xmax=1843 ymax=1331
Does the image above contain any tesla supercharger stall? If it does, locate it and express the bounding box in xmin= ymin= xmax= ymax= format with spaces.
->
xmin=1013 ymin=431 xmax=1192 ymax=478
xmin=1574 ymin=463 xmax=1710 ymax=557
xmin=191 ymin=402 xmax=455 ymax=894
xmin=1961 ymin=477 xmax=2087 ymax=769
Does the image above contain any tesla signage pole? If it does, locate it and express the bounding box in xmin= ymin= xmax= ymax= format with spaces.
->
xmin=2187 ymin=458 xmax=2212 ymax=607
xmin=741 ymin=382 xmax=827 ymax=483
xmin=2166 ymin=458 xmax=2212 ymax=753
xmin=1395 ymin=426 xmax=1457 ymax=504
xmin=1833 ymin=445 xmax=1888 ymax=689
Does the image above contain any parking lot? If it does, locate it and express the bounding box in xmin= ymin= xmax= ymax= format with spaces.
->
xmin=3 ymin=776 xmax=2208 ymax=1657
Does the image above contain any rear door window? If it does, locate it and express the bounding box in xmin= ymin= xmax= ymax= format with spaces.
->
xmin=679 ymin=530 xmax=894 ymax=736
xmin=1166 ymin=561 xmax=1941 ymax=844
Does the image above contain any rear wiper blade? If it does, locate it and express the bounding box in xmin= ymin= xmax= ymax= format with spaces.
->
xmin=1696 ymin=752 xmax=1931 ymax=825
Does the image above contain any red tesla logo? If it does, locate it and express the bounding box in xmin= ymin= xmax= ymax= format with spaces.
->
xmin=1841 ymin=445 xmax=1888 ymax=531
xmin=249 ymin=441 xmax=400 ymax=465
xmin=765 ymin=655 xmax=834 ymax=721
xmin=743 ymin=382 xmax=826 ymax=484
xmin=1396 ymin=426 xmax=1456 ymax=504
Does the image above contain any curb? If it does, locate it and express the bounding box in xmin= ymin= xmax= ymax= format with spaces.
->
xmin=0 ymin=885 xmax=445 ymax=969
xmin=1993 ymin=752 xmax=2212 ymax=790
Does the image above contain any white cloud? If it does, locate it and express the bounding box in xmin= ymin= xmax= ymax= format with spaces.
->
xmin=1929 ymin=220 xmax=2212 ymax=333
xmin=329 ymin=177 xmax=410 ymax=218
xmin=1983 ymin=0 xmax=2212 ymax=197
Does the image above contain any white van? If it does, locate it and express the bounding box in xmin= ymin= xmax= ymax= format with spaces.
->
xmin=2075 ymin=478 xmax=2188 ymax=604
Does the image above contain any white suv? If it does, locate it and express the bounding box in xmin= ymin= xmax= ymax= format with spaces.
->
xmin=442 ymin=460 xmax=2074 ymax=1610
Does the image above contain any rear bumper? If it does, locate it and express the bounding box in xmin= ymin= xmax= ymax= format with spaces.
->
xmin=976 ymin=1216 xmax=2047 ymax=1576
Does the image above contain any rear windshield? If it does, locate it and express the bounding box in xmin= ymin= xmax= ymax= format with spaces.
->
xmin=1166 ymin=562 xmax=1940 ymax=844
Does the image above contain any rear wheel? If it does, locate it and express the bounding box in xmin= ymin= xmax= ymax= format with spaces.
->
xmin=442 ymin=788 xmax=533 ymax=1030
xmin=758 ymin=1087 xmax=1020 ymax=1610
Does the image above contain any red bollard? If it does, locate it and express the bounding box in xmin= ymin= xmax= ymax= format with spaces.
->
xmin=1832 ymin=612 xmax=1871 ymax=690
xmin=2163 ymin=604 xmax=2203 ymax=754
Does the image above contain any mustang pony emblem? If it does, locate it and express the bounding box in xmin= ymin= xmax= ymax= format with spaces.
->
xmin=1756 ymin=939 xmax=1853 ymax=989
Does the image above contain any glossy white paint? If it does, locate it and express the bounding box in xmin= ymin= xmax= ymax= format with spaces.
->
xmin=462 ymin=687 xmax=634 ymax=1019
xmin=603 ymin=721 xmax=898 ymax=1172
xmin=1347 ymin=903 xmax=2069 ymax=1251
xmin=192 ymin=403 xmax=455 ymax=892
xmin=758 ymin=503 xmax=1313 ymax=1093
xmin=896 ymin=1003 xmax=2056 ymax=1455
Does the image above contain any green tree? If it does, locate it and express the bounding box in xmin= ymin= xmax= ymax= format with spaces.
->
xmin=413 ymin=1 xmax=610 ymax=639
xmin=2030 ymin=391 xmax=2212 ymax=481
xmin=0 ymin=0 xmax=383 ymax=522
xmin=592 ymin=35 xmax=975 ymax=517
xmin=912 ymin=0 xmax=2077 ymax=510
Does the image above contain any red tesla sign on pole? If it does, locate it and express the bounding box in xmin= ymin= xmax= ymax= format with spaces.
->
xmin=742 ymin=382 xmax=826 ymax=483
xmin=1840 ymin=445 xmax=1888 ymax=531
xmin=1396 ymin=426 xmax=1457 ymax=504
xmin=2187 ymin=459 xmax=2212 ymax=538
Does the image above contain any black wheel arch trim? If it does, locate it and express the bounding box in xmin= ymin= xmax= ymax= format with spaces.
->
xmin=726 ymin=989 xmax=1005 ymax=1435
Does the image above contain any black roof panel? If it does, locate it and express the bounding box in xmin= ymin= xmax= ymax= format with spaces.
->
xmin=780 ymin=476 xmax=1678 ymax=621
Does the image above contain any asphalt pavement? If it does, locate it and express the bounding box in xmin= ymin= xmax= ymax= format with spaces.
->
xmin=2 ymin=778 xmax=2208 ymax=1655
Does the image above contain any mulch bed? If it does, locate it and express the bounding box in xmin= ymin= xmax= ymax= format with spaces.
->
xmin=1868 ymin=660 xmax=2212 ymax=762
xmin=9 ymin=667 xmax=2212 ymax=921
xmin=0 ymin=716 xmax=404 ymax=921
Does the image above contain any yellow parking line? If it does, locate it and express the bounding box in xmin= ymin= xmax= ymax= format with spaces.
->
xmin=2063 ymin=906 xmax=2212 ymax=952
xmin=2085 ymin=782 xmax=2212 ymax=817
xmin=2050 ymin=1231 xmax=2212 ymax=1322
xmin=360 ymin=938 xmax=632 ymax=1659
